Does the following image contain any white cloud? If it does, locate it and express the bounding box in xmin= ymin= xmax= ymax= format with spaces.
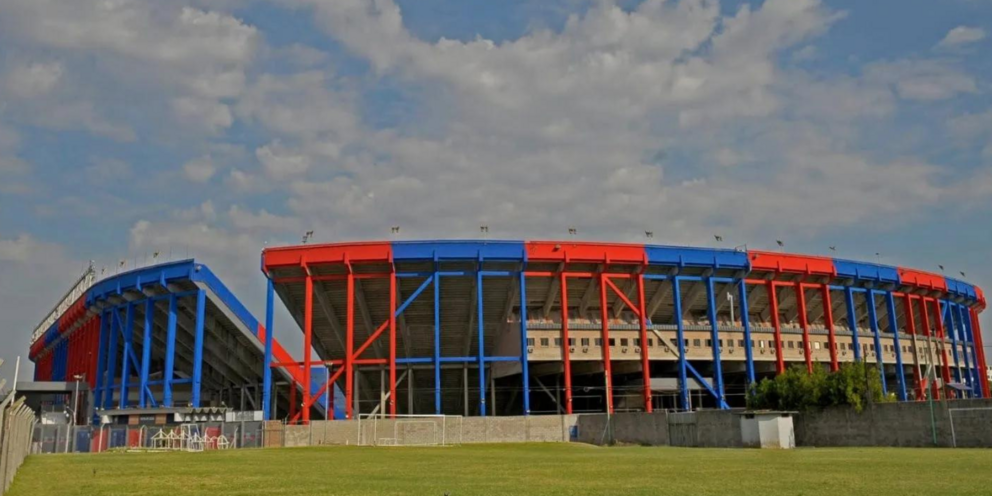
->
xmin=84 ymin=157 xmax=131 ymax=181
xmin=866 ymin=59 xmax=977 ymax=101
xmin=4 ymin=61 xmax=63 ymax=98
xmin=182 ymin=156 xmax=217 ymax=183
xmin=0 ymin=1 xmax=258 ymax=138
xmin=256 ymin=142 xmax=312 ymax=178
xmin=936 ymin=26 xmax=986 ymax=49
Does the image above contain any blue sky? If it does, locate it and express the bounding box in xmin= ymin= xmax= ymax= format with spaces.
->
xmin=1 ymin=0 xmax=991 ymax=380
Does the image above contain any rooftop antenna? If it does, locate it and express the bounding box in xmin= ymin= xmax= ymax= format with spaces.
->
xmin=644 ymin=231 xmax=654 ymax=239
xmin=301 ymin=230 xmax=314 ymax=244
xmin=391 ymin=226 xmax=400 ymax=238
xmin=480 ymin=225 xmax=489 ymax=239
xmin=568 ymin=227 xmax=577 ymax=237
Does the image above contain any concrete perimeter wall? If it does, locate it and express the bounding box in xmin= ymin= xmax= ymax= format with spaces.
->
xmin=267 ymin=415 xmax=580 ymax=448
xmin=794 ymin=398 xmax=992 ymax=448
xmin=263 ymin=399 xmax=992 ymax=449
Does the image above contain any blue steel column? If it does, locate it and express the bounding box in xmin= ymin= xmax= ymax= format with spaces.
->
xmin=738 ymin=280 xmax=756 ymax=386
xmin=953 ymin=304 xmax=973 ymax=396
xmin=263 ymin=278 xmax=275 ymax=420
xmin=104 ymin=307 xmax=120 ymax=409
xmin=705 ymin=278 xmax=725 ymax=407
xmin=93 ymin=310 xmax=108 ymax=417
xmin=434 ymin=269 xmax=442 ymax=415
xmin=673 ymin=278 xmax=689 ymax=410
xmin=866 ymin=291 xmax=887 ymax=395
xmin=164 ymin=294 xmax=178 ymax=407
xmin=885 ymin=292 xmax=907 ymax=401
xmin=477 ymin=268 xmax=486 ymax=416
xmin=944 ymin=301 xmax=963 ymax=387
xmin=959 ymin=304 xmax=982 ymax=397
xmin=191 ymin=289 xmax=206 ymax=407
xmin=519 ymin=270 xmax=530 ymax=415
xmin=119 ymin=303 xmax=134 ymax=409
xmin=140 ymin=299 xmax=153 ymax=408
xmin=845 ymin=288 xmax=862 ymax=362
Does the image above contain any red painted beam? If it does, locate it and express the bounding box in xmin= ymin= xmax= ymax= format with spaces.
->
xmin=749 ymin=251 xmax=836 ymax=277
xmin=898 ymin=268 xmax=947 ymax=292
xmin=598 ymin=274 xmax=614 ymax=414
xmin=525 ymin=241 xmax=646 ymax=264
xmin=263 ymin=242 xmax=392 ymax=271
xmin=822 ymin=285 xmax=839 ymax=372
xmin=560 ymin=272 xmax=573 ymax=414
xmin=796 ymin=282 xmax=813 ymax=374
xmin=767 ymin=281 xmax=785 ymax=374
xmin=636 ymin=274 xmax=652 ymax=413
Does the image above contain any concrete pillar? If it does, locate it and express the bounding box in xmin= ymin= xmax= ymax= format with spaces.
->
xmin=407 ymin=368 xmax=414 ymax=415
xmin=354 ymin=370 xmax=361 ymax=416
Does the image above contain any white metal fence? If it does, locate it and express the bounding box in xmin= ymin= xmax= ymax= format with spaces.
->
xmin=1 ymin=394 xmax=37 ymax=495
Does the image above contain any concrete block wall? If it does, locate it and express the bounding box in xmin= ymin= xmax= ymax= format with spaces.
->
xmin=262 ymin=399 xmax=992 ymax=449
xmin=575 ymin=412 xmax=670 ymax=446
xmin=794 ymin=398 xmax=992 ymax=448
xmin=266 ymin=415 xmax=578 ymax=447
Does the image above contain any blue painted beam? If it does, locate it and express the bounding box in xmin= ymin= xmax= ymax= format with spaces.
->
xmin=738 ymin=280 xmax=756 ymax=386
xmin=705 ymin=278 xmax=725 ymax=408
xmin=519 ymin=270 xmax=531 ymax=415
xmin=104 ymin=308 xmax=120 ymax=409
xmin=119 ymin=304 xmax=134 ymax=409
xmin=866 ymin=291 xmax=887 ymax=395
xmin=140 ymin=300 xmax=153 ymax=408
xmin=192 ymin=289 xmax=206 ymax=407
xmin=164 ymin=294 xmax=178 ymax=407
xmin=434 ymin=271 xmax=441 ymax=415
xmin=845 ymin=288 xmax=862 ymax=362
xmin=263 ymin=278 xmax=274 ymax=420
xmin=477 ymin=269 xmax=487 ymax=417
xmin=672 ymin=277 xmax=689 ymax=410
xmin=885 ymin=292 xmax=907 ymax=401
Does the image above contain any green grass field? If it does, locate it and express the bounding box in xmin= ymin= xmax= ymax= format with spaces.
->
xmin=8 ymin=444 xmax=992 ymax=496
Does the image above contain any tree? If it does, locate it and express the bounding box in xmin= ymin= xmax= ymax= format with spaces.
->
xmin=747 ymin=362 xmax=888 ymax=412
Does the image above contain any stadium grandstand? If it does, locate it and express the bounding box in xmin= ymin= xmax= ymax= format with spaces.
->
xmin=26 ymin=240 xmax=988 ymax=427
xmin=261 ymin=240 xmax=988 ymax=423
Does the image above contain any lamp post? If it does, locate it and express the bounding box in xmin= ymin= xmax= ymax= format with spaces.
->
xmin=65 ymin=373 xmax=84 ymax=453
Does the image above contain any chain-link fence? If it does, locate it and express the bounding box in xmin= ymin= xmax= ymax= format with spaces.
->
xmin=1 ymin=395 xmax=37 ymax=495
xmin=30 ymin=421 xmax=266 ymax=454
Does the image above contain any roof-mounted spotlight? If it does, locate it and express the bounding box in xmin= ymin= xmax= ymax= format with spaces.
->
xmin=645 ymin=231 xmax=654 ymax=239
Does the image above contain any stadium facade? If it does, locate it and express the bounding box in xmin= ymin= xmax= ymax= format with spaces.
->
xmin=29 ymin=240 xmax=989 ymax=425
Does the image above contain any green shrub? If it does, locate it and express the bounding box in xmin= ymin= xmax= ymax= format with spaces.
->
xmin=747 ymin=361 xmax=889 ymax=413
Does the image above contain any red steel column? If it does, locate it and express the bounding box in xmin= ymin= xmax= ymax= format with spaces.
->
xmin=917 ymin=297 xmax=940 ymax=400
xmin=903 ymin=294 xmax=924 ymax=400
xmin=768 ymin=281 xmax=785 ymax=374
xmin=637 ymin=274 xmax=653 ymax=413
xmin=931 ymin=298 xmax=953 ymax=399
xmin=345 ymin=267 xmax=356 ymax=419
xmin=822 ymin=285 xmax=839 ymax=372
xmin=598 ymin=274 xmax=614 ymax=414
xmin=796 ymin=282 xmax=813 ymax=373
xmin=389 ymin=268 xmax=397 ymax=418
xmin=560 ymin=272 xmax=573 ymax=414
xmin=303 ymin=272 xmax=313 ymax=424
xmin=971 ymin=309 xmax=990 ymax=398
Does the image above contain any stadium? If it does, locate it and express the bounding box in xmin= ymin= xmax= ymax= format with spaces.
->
xmin=24 ymin=239 xmax=988 ymax=430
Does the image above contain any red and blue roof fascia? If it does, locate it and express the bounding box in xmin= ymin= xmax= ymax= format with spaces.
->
xmin=262 ymin=240 xmax=982 ymax=307
xmin=263 ymin=239 xmax=749 ymax=269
